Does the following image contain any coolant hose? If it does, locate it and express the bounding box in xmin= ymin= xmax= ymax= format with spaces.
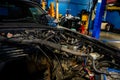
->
xmin=88 ymin=55 xmax=108 ymax=74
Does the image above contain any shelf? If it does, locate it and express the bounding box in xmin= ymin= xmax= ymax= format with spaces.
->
xmin=106 ymin=6 xmax=120 ymax=10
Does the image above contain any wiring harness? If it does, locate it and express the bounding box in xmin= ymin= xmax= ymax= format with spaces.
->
xmin=0 ymin=27 xmax=120 ymax=80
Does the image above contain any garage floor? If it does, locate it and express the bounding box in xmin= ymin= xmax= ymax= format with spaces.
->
xmin=100 ymin=31 xmax=120 ymax=49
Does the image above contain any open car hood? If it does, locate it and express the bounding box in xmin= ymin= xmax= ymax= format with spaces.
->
xmin=0 ymin=24 xmax=120 ymax=80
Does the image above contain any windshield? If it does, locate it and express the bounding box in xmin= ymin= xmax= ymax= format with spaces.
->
xmin=0 ymin=0 xmax=46 ymax=23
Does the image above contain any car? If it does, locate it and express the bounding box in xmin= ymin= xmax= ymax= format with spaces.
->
xmin=0 ymin=0 xmax=120 ymax=80
xmin=0 ymin=0 xmax=57 ymax=27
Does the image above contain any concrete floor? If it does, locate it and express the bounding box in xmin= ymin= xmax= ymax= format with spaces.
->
xmin=100 ymin=31 xmax=120 ymax=49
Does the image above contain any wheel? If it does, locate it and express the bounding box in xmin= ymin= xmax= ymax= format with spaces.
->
xmin=105 ymin=23 xmax=112 ymax=31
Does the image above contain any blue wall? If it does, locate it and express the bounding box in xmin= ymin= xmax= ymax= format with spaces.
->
xmin=48 ymin=0 xmax=93 ymax=16
xmin=106 ymin=11 xmax=120 ymax=29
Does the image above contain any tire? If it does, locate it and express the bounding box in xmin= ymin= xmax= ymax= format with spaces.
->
xmin=105 ymin=23 xmax=112 ymax=31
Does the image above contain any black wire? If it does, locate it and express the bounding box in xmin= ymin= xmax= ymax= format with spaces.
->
xmin=46 ymin=46 xmax=65 ymax=80
xmin=92 ymin=58 xmax=108 ymax=74
xmin=37 ymin=43 xmax=69 ymax=80
xmin=97 ymin=61 xmax=120 ymax=68
xmin=82 ymin=54 xmax=109 ymax=74
xmin=44 ymin=34 xmax=55 ymax=41
xmin=53 ymin=53 xmax=65 ymax=79
xmin=35 ymin=45 xmax=53 ymax=67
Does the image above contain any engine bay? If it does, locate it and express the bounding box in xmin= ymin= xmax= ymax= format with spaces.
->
xmin=0 ymin=27 xmax=120 ymax=80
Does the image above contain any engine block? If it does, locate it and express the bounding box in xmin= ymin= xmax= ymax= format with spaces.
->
xmin=0 ymin=27 xmax=120 ymax=80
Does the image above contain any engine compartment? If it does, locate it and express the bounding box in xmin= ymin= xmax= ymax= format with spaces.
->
xmin=0 ymin=27 xmax=120 ymax=80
